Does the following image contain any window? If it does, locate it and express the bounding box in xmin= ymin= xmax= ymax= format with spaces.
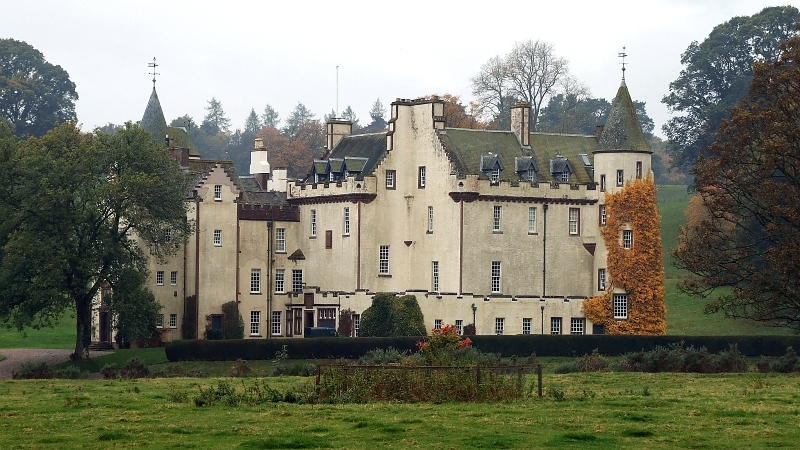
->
xmin=169 ymin=313 xmax=177 ymax=329
xmin=434 ymin=319 xmax=442 ymax=331
xmin=613 ymin=294 xmax=628 ymax=319
xmin=522 ymin=318 xmax=532 ymax=335
xmin=170 ymin=271 xmax=178 ymax=286
xmin=292 ymin=269 xmax=303 ymax=292
xmin=271 ymin=311 xmax=281 ymax=336
xmin=329 ymin=171 xmax=335 ymax=182
xmin=343 ymin=207 xmax=350 ymax=235
xmin=275 ymin=269 xmax=285 ymax=293
xmin=616 ymin=170 xmax=624 ymax=186
xmin=386 ymin=170 xmax=396 ymax=189
xmin=455 ymin=319 xmax=463 ymax=335
xmin=325 ymin=230 xmax=333 ymax=249
xmin=310 ymin=210 xmax=316 ymax=236
xmin=156 ymin=271 xmax=164 ymax=286
xmin=560 ymin=171 xmax=570 ymax=183
xmin=495 ymin=317 xmax=505 ymax=335
xmin=623 ymin=230 xmax=633 ymax=249
xmin=526 ymin=170 xmax=536 ymax=183
xmin=600 ymin=174 xmax=606 ymax=192
xmin=636 ymin=161 xmax=642 ymax=179
xmin=165 ymin=229 xmax=171 ymax=243
xmin=490 ymin=167 xmax=500 ymax=182
xmin=431 ymin=261 xmax=439 ymax=292
xmin=570 ymin=318 xmax=585 ymax=335
xmin=569 ymin=208 xmax=580 ymax=235
xmin=427 ymin=206 xmax=434 ymax=233
xmin=491 ymin=261 xmax=501 ymax=293
xmin=379 ymin=245 xmax=390 ymax=275
xmin=528 ymin=207 xmax=537 ymax=234
xmin=213 ymin=229 xmax=222 ymax=246
xmin=353 ymin=314 xmax=360 ymax=337
xmin=598 ymin=268 xmax=607 ymax=291
xmin=319 ymin=308 xmax=336 ymax=320
xmin=599 ymin=204 xmax=606 ymax=226
xmin=214 ymin=184 xmax=222 ymax=200
xmin=250 ymin=269 xmax=261 ymax=293
xmin=276 ymin=228 xmax=286 ymax=253
xmin=550 ymin=317 xmax=562 ymax=335
xmin=156 ymin=314 xmax=164 ymax=328
xmin=418 ymin=166 xmax=426 ymax=188
xmin=250 ymin=311 xmax=260 ymax=335
xmin=493 ymin=205 xmax=502 ymax=232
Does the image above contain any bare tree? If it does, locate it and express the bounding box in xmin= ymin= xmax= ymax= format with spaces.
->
xmin=506 ymin=39 xmax=569 ymax=131
xmin=470 ymin=56 xmax=514 ymax=128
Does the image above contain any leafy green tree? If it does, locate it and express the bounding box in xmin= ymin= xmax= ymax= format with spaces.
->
xmin=220 ymin=301 xmax=244 ymax=339
xmin=367 ymin=98 xmax=387 ymax=131
xmin=0 ymin=122 xmax=191 ymax=359
xmin=244 ymin=108 xmax=262 ymax=134
xmin=674 ymin=31 xmax=800 ymax=327
xmin=341 ymin=106 xmax=360 ymax=132
xmin=359 ymin=293 xmax=426 ymax=337
xmin=107 ymin=266 xmax=161 ymax=348
xmin=661 ymin=6 xmax=800 ymax=170
xmin=261 ymin=104 xmax=280 ymax=128
xmin=0 ymin=38 xmax=78 ymax=138
xmin=201 ymin=96 xmax=231 ymax=135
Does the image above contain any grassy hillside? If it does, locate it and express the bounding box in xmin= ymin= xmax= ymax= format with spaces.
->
xmin=0 ymin=310 xmax=76 ymax=349
xmin=656 ymin=185 xmax=785 ymax=335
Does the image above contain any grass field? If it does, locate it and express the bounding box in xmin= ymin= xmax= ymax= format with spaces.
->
xmin=0 ymin=310 xmax=76 ymax=350
xmin=2 ymin=372 xmax=800 ymax=449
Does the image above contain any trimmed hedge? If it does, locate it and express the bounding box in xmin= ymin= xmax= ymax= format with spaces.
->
xmin=166 ymin=334 xmax=800 ymax=362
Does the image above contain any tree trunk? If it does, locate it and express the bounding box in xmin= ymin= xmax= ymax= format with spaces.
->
xmin=73 ymin=295 xmax=92 ymax=360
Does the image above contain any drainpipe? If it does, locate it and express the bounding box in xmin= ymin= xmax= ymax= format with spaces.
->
xmin=542 ymin=203 xmax=548 ymax=297
xmin=459 ymin=200 xmax=464 ymax=295
xmin=194 ymin=199 xmax=201 ymax=339
xmin=267 ymin=220 xmax=274 ymax=339
xmin=357 ymin=201 xmax=362 ymax=290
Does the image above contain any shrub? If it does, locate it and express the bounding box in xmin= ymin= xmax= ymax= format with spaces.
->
xmin=13 ymin=361 xmax=53 ymax=379
xmin=118 ymin=357 xmax=150 ymax=379
xmin=619 ymin=342 xmax=748 ymax=373
xmin=576 ymin=349 xmax=609 ymax=372
xmin=757 ymin=347 xmax=800 ymax=373
xmin=53 ymin=366 xmax=87 ymax=379
xmin=229 ymin=359 xmax=252 ymax=377
xmin=205 ymin=328 xmax=223 ymax=340
xmin=221 ymin=301 xmax=244 ymax=340
xmin=358 ymin=347 xmax=408 ymax=365
xmin=101 ymin=363 xmax=119 ymax=379
xmin=192 ymin=379 xmax=297 ymax=407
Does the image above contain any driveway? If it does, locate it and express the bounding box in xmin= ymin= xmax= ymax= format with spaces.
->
xmin=0 ymin=348 xmax=111 ymax=379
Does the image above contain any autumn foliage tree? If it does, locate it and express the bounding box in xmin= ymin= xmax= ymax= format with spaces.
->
xmin=674 ymin=31 xmax=800 ymax=327
xmin=583 ymin=175 xmax=666 ymax=334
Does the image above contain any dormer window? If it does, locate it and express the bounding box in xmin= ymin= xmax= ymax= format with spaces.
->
xmin=481 ymin=153 xmax=504 ymax=183
xmin=329 ymin=171 xmax=334 ymax=182
xmin=491 ymin=167 xmax=501 ymax=182
xmin=525 ymin=170 xmax=536 ymax=183
xmin=549 ymin=155 xmax=573 ymax=184
xmin=515 ymin=156 xmax=538 ymax=184
xmin=560 ymin=172 xmax=570 ymax=183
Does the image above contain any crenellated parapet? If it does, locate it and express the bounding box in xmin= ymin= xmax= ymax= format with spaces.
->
xmin=287 ymin=176 xmax=378 ymax=204
xmin=448 ymin=174 xmax=599 ymax=205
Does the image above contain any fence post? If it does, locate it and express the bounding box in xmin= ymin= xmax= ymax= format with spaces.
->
xmin=537 ymin=364 xmax=542 ymax=398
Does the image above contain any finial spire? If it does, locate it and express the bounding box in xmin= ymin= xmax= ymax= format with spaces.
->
xmin=618 ymin=46 xmax=627 ymax=83
xmin=148 ymin=57 xmax=159 ymax=88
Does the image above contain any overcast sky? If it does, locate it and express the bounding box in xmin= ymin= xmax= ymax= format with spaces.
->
xmin=3 ymin=1 xmax=797 ymax=139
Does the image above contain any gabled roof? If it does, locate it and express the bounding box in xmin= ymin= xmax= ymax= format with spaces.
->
xmin=238 ymin=176 xmax=289 ymax=205
xmin=344 ymin=156 xmax=369 ymax=172
xmin=514 ymin=156 xmax=538 ymax=173
xmin=325 ymin=133 xmax=387 ymax=175
xmin=328 ymin=158 xmax=344 ymax=173
xmin=549 ymin=155 xmax=574 ymax=174
xmin=597 ymin=82 xmax=650 ymax=152
xmin=479 ymin=153 xmax=504 ymax=171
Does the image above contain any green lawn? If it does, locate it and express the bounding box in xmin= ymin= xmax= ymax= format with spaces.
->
xmin=2 ymin=372 xmax=799 ymax=448
xmin=0 ymin=309 xmax=76 ymax=349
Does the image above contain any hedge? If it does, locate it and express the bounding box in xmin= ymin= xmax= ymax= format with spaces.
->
xmin=165 ymin=334 xmax=800 ymax=362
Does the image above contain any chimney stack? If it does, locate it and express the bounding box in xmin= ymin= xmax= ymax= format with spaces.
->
xmin=250 ymin=138 xmax=271 ymax=190
xmin=510 ymin=101 xmax=531 ymax=147
xmin=326 ymin=119 xmax=352 ymax=150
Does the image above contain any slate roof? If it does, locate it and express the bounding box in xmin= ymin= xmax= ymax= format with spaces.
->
xmin=596 ymin=82 xmax=650 ymax=152
xmin=325 ymin=133 xmax=387 ymax=175
xmin=140 ymin=87 xmax=200 ymax=157
xmin=238 ymin=176 xmax=289 ymax=205
xmin=529 ymin=133 xmax=597 ymax=184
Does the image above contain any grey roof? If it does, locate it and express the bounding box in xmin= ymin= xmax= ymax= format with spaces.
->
xmin=325 ymin=133 xmax=387 ymax=175
xmin=437 ymin=129 xmax=523 ymax=179
xmin=479 ymin=154 xmax=504 ymax=171
xmin=549 ymin=156 xmax=574 ymax=174
xmin=141 ymin=88 xmax=167 ymax=137
xmin=344 ymin=156 xmax=368 ymax=172
xmin=514 ymin=156 xmax=538 ymax=173
xmin=597 ymin=82 xmax=650 ymax=152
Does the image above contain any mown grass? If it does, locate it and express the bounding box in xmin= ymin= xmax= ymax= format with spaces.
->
xmin=2 ymin=372 xmax=800 ymax=448
xmin=51 ymin=347 xmax=169 ymax=373
xmin=656 ymin=185 xmax=786 ymax=336
xmin=0 ymin=309 xmax=76 ymax=349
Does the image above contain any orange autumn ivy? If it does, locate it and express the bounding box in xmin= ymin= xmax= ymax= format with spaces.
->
xmin=583 ymin=174 xmax=666 ymax=335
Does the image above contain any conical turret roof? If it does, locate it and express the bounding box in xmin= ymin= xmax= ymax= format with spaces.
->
xmin=596 ymin=81 xmax=650 ymax=152
xmin=141 ymin=87 xmax=168 ymax=139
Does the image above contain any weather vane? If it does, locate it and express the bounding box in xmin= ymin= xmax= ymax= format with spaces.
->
xmin=618 ymin=46 xmax=627 ymax=81
xmin=148 ymin=57 xmax=159 ymax=88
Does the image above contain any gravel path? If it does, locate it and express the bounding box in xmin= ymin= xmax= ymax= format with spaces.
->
xmin=0 ymin=348 xmax=111 ymax=379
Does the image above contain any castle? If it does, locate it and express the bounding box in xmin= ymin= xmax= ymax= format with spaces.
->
xmin=92 ymin=76 xmax=657 ymax=344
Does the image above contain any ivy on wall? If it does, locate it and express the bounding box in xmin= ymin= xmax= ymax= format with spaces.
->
xmin=583 ymin=174 xmax=666 ymax=335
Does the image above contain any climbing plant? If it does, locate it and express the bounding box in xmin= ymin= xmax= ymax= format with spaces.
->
xmin=583 ymin=174 xmax=666 ymax=334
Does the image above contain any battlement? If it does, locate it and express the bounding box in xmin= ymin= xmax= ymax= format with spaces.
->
xmin=287 ymin=176 xmax=378 ymax=201
xmin=449 ymin=174 xmax=600 ymax=204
